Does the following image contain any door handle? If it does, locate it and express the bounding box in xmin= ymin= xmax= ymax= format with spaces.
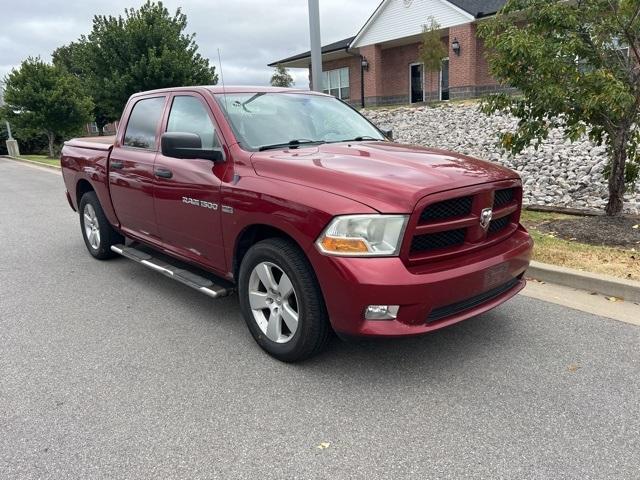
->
xmin=155 ymin=168 xmax=173 ymax=179
xmin=110 ymin=160 xmax=124 ymax=169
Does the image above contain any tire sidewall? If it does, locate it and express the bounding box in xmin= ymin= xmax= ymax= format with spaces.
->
xmin=238 ymin=240 xmax=324 ymax=361
xmin=79 ymin=192 xmax=114 ymax=259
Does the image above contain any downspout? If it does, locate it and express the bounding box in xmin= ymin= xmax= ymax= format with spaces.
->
xmin=346 ymin=48 xmax=365 ymax=108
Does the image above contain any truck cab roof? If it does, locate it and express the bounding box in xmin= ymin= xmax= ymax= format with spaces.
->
xmin=129 ymin=85 xmax=326 ymax=98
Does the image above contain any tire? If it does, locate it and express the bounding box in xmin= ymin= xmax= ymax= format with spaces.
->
xmin=79 ymin=191 xmax=123 ymax=260
xmin=238 ymin=238 xmax=331 ymax=362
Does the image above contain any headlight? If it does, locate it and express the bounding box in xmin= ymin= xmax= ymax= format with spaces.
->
xmin=316 ymin=214 xmax=409 ymax=257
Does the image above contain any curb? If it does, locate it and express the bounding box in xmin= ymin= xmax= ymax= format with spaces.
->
xmin=0 ymin=155 xmax=61 ymax=170
xmin=527 ymin=261 xmax=640 ymax=304
xmin=523 ymin=204 xmax=603 ymax=217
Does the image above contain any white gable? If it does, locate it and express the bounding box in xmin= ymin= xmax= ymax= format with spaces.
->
xmin=351 ymin=0 xmax=473 ymax=48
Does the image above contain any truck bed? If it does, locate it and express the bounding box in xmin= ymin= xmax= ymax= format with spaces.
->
xmin=61 ymin=135 xmax=117 ymax=223
xmin=64 ymin=135 xmax=115 ymax=151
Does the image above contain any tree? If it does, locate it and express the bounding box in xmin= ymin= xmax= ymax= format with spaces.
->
xmin=1 ymin=57 xmax=93 ymax=157
xmin=418 ymin=18 xmax=448 ymax=73
xmin=53 ymin=1 xmax=218 ymax=129
xmin=270 ymin=64 xmax=294 ymax=87
xmin=479 ymin=0 xmax=640 ymax=216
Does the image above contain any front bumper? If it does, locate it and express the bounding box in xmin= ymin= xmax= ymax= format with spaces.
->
xmin=308 ymin=226 xmax=533 ymax=337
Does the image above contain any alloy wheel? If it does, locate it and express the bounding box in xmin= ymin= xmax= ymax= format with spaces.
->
xmin=83 ymin=204 xmax=101 ymax=250
xmin=248 ymin=261 xmax=299 ymax=343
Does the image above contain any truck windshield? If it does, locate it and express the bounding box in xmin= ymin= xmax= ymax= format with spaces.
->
xmin=214 ymin=92 xmax=385 ymax=151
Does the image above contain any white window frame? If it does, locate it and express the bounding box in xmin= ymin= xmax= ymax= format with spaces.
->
xmin=322 ymin=67 xmax=350 ymax=100
xmin=88 ymin=122 xmax=99 ymax=134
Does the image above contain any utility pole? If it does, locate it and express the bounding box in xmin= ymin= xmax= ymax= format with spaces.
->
xmin=308 ymin=0 xmax=322 ymax=92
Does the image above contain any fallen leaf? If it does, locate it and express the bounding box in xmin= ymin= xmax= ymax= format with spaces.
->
xmin=567 ymin=363 xmax=581 ymax=372
xmin=316 ymin=442 xmax=331 ymax=450
xmin=606 ymin=296 xmax=620 ymax=302
xmin=632 ymin=224 xmax=639 ymax=229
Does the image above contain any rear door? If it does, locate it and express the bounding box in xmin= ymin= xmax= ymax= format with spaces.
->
xmin=152 ymin=93 xmax=227 ymax=272
xmin=109 ymin=95 xmax=167 ymax=241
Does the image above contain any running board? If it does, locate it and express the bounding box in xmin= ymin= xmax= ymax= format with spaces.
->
xmin=110 ymin=244 xmax=233 ymax=299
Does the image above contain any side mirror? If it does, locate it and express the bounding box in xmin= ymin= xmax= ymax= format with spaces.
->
xmin=161 ymin=132 xmax=224 ymax=162
xmin=381 ymin=129 xmax=393 ymax=141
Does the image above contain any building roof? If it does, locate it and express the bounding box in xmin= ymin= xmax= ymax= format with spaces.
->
xmin=268 ymin=36 xmax=355 ymax=67
xmin=267 ymin=0 xmax=507 ymax=67
xmin=447 ymin=0 xmax=506 ymax=17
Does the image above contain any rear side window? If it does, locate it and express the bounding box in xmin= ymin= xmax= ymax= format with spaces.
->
xmin=123 ymin=97 xmax=166 ymax=149
xmin=166 ymin=96 xmax=219 ymax=149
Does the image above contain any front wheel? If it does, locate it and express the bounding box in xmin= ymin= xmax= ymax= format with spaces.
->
xmin=238 ymin=238 xmax=331 ymax=362
xmin=79 ymin=191 xmax=123 ymax=260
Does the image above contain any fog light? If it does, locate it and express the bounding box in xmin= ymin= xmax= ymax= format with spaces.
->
xmin=365 ymin=305 xmax=400 ymax=320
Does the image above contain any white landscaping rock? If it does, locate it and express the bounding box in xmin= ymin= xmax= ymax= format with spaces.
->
xmin=363 ymin=104 xmax=640 ymax=214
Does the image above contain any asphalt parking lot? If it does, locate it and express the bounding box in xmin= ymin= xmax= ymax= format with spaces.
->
xmin=1 ymin=159 xmax=639 ymax=479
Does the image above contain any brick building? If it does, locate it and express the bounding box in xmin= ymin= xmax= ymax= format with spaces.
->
xmin=269 ymin=0 xmax=507 ymax=106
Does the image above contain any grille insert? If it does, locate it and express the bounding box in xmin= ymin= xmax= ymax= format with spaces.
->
xmin=426 ymin=277 xmax=521 ymax=323
xmin=410 ymin=228 xmax=466 ymax=253
xmin=493 ymin=188 xmax=514 ymax=208
xmin=420 ymin=196 xmax=472 ymax=223
xmin=488 ymin=215 xmax=511 ymax=235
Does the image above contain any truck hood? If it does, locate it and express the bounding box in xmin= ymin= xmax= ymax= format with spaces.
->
xmin=250 ymin=142 xmax=519 ymax=213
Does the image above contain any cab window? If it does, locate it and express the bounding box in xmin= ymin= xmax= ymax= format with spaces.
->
xmin=123 ymin=97 xmax=166 ymax=149
xmin=166 ymin=96 xmax=219 ymax=149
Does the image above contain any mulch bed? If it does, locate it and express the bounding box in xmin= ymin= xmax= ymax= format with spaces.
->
xmin=536 ymin=215 xmax=640 ymax=249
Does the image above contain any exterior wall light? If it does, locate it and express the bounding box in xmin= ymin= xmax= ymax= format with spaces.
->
xmin=361 ymin=57 xmax=369 ymax=71
xmin=452 ymin=38 xmax=461 ymax=56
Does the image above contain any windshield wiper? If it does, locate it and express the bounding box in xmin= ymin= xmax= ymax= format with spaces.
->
xmin=329 ymin=135 xmax=384 ymax=143
xmin=258 ymin=139 xmax=324 ymax=151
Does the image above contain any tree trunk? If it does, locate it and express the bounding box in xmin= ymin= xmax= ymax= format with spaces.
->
xmin=97 ymin=120 xmax=106 ymax=136
xmin=46 ymin=132 xmax=55 ymax=159
xmin=605 ymin=133 xmax=627 ymax=216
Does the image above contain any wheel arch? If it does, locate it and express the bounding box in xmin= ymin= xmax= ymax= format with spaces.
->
xmin=76 ymin=178 xmax=95 ymax=207
xmin=233 ymin=224 xmax=306 ymax=281
xmin=74 ymin=174 xmax=120 ymax=229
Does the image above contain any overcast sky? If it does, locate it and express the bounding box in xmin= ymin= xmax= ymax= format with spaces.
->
xmin=0 ymin=0 xmax=382 ymax=88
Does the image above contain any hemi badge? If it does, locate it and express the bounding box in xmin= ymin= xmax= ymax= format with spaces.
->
xmin=221 ymin=205 xmax=234 ymax=214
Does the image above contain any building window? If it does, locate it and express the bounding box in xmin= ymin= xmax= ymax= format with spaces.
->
xmin=322 ymin=67 xmax=350 ymax=100
xmin=88 ymin=122 xmax=98 ymax=134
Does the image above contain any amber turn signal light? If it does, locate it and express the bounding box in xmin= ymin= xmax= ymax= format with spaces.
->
xmin=319 ymin=237 xmax=369 ymax=253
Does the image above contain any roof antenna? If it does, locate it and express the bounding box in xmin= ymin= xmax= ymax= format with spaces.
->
xmin=217 ymin=48 xmax=229 ymax=112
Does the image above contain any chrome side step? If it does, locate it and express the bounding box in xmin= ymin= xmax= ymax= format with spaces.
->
xmin=110 ymin=244 xmax=233 ymax=298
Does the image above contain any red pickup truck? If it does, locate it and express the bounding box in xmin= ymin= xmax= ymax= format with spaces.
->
xmin=61 ymin=86 xmax=533 ymax=361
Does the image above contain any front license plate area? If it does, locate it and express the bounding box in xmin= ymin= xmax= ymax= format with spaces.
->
xmin=484 ymin=262 xmax=511 ymax=290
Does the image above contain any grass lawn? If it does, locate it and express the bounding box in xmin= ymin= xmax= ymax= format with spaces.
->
xmin=520 ymin=209 xmax=639 ymax=281
xmin=18 ymin=155 xmax=60 ymax=167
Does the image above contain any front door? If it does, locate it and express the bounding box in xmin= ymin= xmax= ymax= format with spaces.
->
xmin=153 ymin=93 xmax=227 ymax=272
xmin=109 ymin=95 xmax=167 ymax=242
xmin=440 ymin=58 xmax=450 ymax=101
xmin=410 ymin=63 xmax=424 ymax=103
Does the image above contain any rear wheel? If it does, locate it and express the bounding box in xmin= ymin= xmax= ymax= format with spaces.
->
xmin=238 ymin=238 xmax=331 ymax=362
xmin=79 ymin=191 xmax=123 ymax=260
